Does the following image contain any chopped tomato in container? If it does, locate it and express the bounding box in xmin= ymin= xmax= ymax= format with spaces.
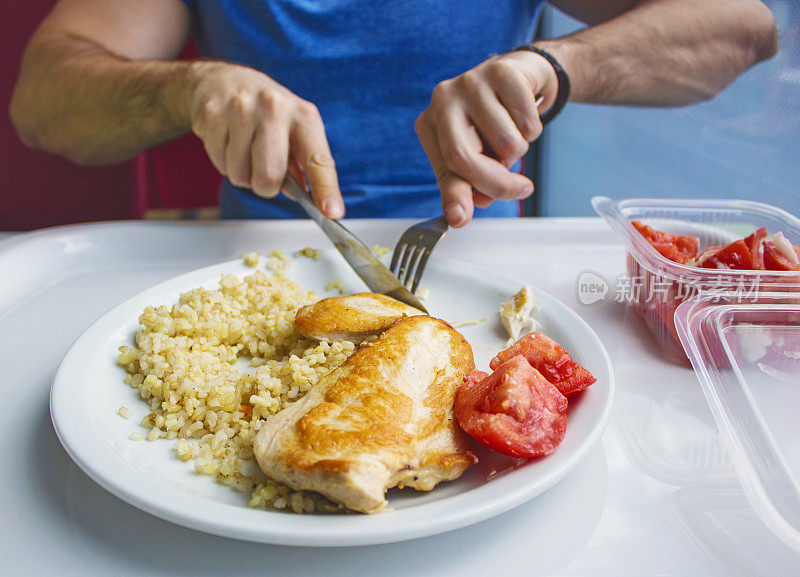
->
xmin=763 ymin=235 xmax=800 ymax=271
xmin=698 ymin=239 xmax=755 ymax=270
xmin=593 ymin=197 xmax=800 ymax=362
xmin=745 ymin=227 xmax=769 ymax=270
xmin=631 ymin=221 xmax=699 ymax=264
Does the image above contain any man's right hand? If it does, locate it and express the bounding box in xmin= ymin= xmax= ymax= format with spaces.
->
xmin=11 ymin=0 xmax=343 ymax=219
xmin=189 ymin=62 xmax=344 ymax=218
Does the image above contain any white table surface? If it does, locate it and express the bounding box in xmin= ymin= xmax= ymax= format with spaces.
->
xmin=0 ymin=217 xmax=797 ymax=577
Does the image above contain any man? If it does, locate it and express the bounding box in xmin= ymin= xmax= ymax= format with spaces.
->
xmin=10 ymin=1 xmax=778 ymax=227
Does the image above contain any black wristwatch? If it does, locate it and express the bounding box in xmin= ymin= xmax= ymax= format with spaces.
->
xmin=513 ymin=44 xmax=571 ymax=125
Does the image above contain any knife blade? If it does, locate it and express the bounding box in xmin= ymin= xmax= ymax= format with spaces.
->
xmin=281 ymin=177 xmax=429 ymax=313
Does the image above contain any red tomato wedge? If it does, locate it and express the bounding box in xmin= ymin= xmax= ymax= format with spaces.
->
xmin=455 ymin=356 xmax=568 ymax=459
xmin=490 ymin=332 xmax=596 ymax=396
xmin=698 ymin=239 xmax=754 ymax=270
xmin=695 ymin=245 xmax=722 ymax=266
xmin=763 ymin=241 xmax=800 ymax=271
xmin=631 ymin=221 xmax=699 ymax=264
xmin=744 ymin=227 xmax=768 ymax=270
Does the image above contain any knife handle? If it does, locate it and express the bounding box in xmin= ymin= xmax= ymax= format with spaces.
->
xmin=281 ymin=174 xmax=352 ymax=247
xmin=281 ymin=176 xmax=327 ymax=225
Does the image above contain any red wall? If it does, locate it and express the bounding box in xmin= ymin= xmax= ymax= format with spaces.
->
xmin=1 ymin=1 xmax=220 ymax=231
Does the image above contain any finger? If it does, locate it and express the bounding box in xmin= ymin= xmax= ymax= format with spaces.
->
xmin=436 ymin=107 xmax=534 ymax=201
xmin=439 ymin=172 xmax=474 ymax=228
xmin=416 ymin=115 xmax=474 ymax=228
xmin=465 ymin=85 xmax=529 ymax=166
xmin=250 ymin=120 xmax=289 ymax=198
xmin=224 ymin=94 xmax=259 ymax=188
xmin=290 ymin=102 xmax=343 ymax=219
xmin=473 ymin=190 xmax=495 ymax=208
xmin=193 ymin=99 xmax=227 ymax=175
xmin=492 ymin=66 xmax=543 ymax=142
xmin=280 ymin=159 xmax=305 ymax=201
xmin=288 ymin=159 xmax=305 ymax=196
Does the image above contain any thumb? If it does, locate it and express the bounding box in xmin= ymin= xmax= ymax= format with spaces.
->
xmin=439 ymin=171 xmax=475 ymax=228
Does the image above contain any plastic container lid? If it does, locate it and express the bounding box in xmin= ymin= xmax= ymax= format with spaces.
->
xmin=675 ymin=293 xmax=800 ymax=552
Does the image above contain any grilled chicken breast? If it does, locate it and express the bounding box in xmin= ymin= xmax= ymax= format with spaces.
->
xmin=254 ymin=315 xmax=477 ymax=513
xmin=293 ymin=292 xmax=425 ymax=344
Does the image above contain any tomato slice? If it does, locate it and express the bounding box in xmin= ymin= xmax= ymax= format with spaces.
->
xmin=454 ymin=356 xmax=568 ymax=459
xmin=696 ymin=245 xmax=722 ymax=267
xmin=631 ymin=221 xmax=699 ymax=264
xmin=743 ymin=227 xmax=768 ymax=270
xmin=673 ymin=234 xmax=701 ymax=263
xmin=489 ymin=332 xmax=596 ymax=396
xmin=650 ymin=241 xmax=682 ymax=263
xmin=763 ymin=241 xmax=800 ymax=271
xmin=698 ymin=239 xmax=754 ymax=270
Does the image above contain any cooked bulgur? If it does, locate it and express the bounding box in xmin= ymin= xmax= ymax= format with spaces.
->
xmin=265 ymin=249 xmax=291 ymax=273
xmin=293 ymin=247 xmax=323 ymax=261
xmin=324 ymin=279 xmax=346 ymax=295
xmin=117 ymin=265 xmax=358 ymax=514
xmin=242 ymin=252 xmax=260 ymax=267
xmin=369 ymin=245 xmax=390 ymax=258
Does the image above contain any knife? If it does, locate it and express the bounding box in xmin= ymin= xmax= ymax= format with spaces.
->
xmin=281 ymin=176 xmax=429 ymax=313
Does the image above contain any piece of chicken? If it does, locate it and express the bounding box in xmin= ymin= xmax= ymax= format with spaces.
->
xmin=254 ymin=315 xmax=477 ymax=513
xmin=499 ymin=285 xmax=537 ymax=341
xmin=293 ymin=292 xmax=425 ymax=344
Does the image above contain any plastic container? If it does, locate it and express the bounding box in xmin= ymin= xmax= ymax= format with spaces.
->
xmin=593 ymin=197 xmax=800 ymax=361
xmin=674 ymin=292 xmax=800 ymax=553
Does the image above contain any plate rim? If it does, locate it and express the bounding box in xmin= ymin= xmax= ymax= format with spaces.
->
xmin=50 ymin=254 xmax=615 ymax=547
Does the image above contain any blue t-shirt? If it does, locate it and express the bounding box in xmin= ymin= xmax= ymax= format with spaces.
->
xmin=181 ymin=0 xmax=543 ymax=218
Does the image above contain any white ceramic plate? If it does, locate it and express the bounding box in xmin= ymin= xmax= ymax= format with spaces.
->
xmin=50 ymin=252 xmax=614 ymax=546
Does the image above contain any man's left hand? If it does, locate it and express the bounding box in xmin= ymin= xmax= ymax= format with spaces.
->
xmin=416 ymin=50 xmax=559 ymax=227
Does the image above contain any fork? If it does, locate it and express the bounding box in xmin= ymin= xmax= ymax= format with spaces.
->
xmin=390 ymin=215 xmax=449 ymax=293
xmin=389 ymin=95 xmax=544 ymax=293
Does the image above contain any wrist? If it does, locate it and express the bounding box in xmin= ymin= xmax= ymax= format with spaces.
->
xmin=513 ymin=44 xmax=571 ymax=124
xmin=162 ymin=59 xmax=214 ymax=131
xmin=530 ymin=40 xmax=584 ymax=102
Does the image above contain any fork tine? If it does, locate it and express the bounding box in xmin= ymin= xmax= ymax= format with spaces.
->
xmin=409 ymin=248 xmax=431 ymax=293
xmin=390 ymin=216 xmax=448 ymax=294
xmin=401 ymin=246 xmax=424 ymax=288
xmin=397 ymin=244 xmax=420 ymax=286
xmin=390 ymin=243 xmax=406 ymax=275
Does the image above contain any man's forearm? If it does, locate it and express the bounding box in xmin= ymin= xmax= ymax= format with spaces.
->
xmin=540 ymin=0 xmax=779 ymax=106
xmin=10 ymin=33 xmax=197 ymax=165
